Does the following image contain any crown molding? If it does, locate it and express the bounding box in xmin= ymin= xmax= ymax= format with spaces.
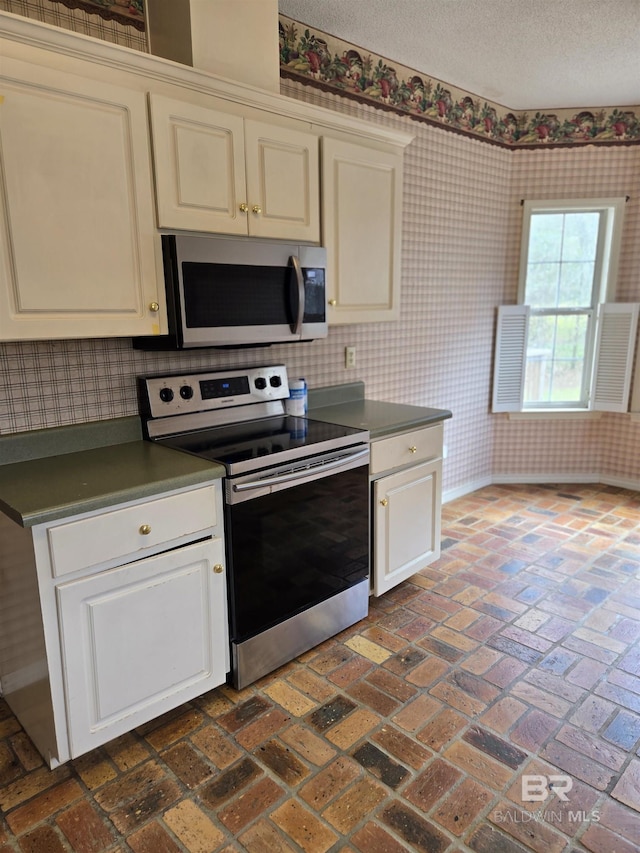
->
xmin=0 ymin=11 xmax=414 ymax=149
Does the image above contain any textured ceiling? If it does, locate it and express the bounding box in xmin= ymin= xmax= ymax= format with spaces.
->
xmin=278 ymin=0 xmax=640 ymax=110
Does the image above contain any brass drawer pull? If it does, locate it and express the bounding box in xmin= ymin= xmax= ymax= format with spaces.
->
xmin=409 ymin=446 xmax=417 ymax=453
xmin=139 ymin=524 xmax=152 ymax=535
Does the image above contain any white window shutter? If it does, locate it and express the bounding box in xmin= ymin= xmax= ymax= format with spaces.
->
xmin=592 ymin=303 xmax=639 ymax=412
xmin=492 ymin=305 xmax=529 ymax=413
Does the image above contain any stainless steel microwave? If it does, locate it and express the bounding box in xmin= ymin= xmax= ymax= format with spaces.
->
xmin=134 ymin=234 xmax=327 ymax=349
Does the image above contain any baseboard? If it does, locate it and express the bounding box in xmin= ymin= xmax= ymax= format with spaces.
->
xmin=492 ymin=472 xmax=600 ymax=485
xmin=443 ymin=476 xmax=493 ymax=503
xmin=443 ymin=473 xmax=640 ymax=502
xmin=600 ymin=475 xmax=640 ymax=492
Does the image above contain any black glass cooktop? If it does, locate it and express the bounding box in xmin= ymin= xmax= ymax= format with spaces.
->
xmin=156 ymin=416 xmax=368 ymax=475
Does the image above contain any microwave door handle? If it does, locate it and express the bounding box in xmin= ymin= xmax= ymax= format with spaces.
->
xmin=289 ymin=255 xmax=304 ymax=335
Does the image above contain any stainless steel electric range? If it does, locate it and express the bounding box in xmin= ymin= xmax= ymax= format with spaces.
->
xmin=139 ymin=365 xmax=370 ymax=689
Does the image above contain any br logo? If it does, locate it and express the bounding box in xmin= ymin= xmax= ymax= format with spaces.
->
xmin=522 ymin=774 xmax=573 ymax=802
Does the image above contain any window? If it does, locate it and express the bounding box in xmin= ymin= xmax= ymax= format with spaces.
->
xmin=493 ymin=198 xmax=638 ymax=414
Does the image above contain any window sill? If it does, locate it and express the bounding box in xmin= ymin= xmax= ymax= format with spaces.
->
xmin=507 ymin=410 xmax=604 ymax=421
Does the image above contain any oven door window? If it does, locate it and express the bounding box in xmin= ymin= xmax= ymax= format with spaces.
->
xmin=225 ymin=464 xmax=369 ymax=643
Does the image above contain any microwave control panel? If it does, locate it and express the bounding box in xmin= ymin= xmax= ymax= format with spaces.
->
xmin=140 ymin=365 xmax=290 ymax=419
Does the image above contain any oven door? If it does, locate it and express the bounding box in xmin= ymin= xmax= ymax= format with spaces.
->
xmin=224 ymin=446 xmax=369 ymax=682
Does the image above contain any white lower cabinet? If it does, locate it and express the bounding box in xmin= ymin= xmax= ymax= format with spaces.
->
xmin=58 ymin=537 xmax=226 ymax=758
xmin=373 ymin=460 xmax=442 ymax=596
xmin=371 ymin=425 xmax=444 ymax=596
xmin=0 ymin=481 xmax=227 ymax=767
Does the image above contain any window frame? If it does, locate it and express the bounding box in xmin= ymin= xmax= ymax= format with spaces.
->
xmin=491 ymin=197 xmax=640 ymax=418
xmin=517 ymin=197 xmax=626 ymax=412
xmin=517 ymin=198 xmax=625 ymax=307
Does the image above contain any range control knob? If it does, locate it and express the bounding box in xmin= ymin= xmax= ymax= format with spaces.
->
xmin=180 ymin=385 xmax=194 ymax=400
xmin=270 ymin=375 xmax=282 ymax=388
xmin=255 ymin=377 xmax=267 ymax=390
xmin=159 ymin=387 xmax=174 ymax=403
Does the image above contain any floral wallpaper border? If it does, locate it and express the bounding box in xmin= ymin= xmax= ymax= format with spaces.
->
xmin=49 ymin=0 xmax=144 ymax=30
xmin=279 ymin=15 xmax=640 ymax=148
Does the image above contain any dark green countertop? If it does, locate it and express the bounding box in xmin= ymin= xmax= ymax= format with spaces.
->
xmin=0 ymin=385 xmax=449 ymax=528
xmin=0 ymin=431 xmax=223 ymax=528
xmin=308 ymin=382 xmax=451 ymax=438
xmin=0 ymin=416 xmax=144 ymax=466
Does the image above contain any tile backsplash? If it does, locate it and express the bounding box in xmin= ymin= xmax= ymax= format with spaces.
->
xmin=1 ymin=5 xmax=640 ymax=497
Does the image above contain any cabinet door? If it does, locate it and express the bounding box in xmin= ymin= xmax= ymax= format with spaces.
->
xmin=0 ymin=57 xmax=163 ymax=341
xmin=57 ymin=538 xmax=227 ymax=758
xmin=373 ymin=460 xmax=442 ymax=596
xmin=149 ymin=94 xmax=248 ymax=235
xmin=322 ymin=138 xmax=402 ymax=324
xmin=244 ymin=119 xmax=320 ymax=242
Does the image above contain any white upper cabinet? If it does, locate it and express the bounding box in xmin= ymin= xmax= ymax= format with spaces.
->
xmin=0 ymin=57 xmax=164 ymax=341
xmin=322 ymin=137 xmax=403 ymax=324
xmin=244 ymin=119 xmax=319 ymax=241
xmin=0 ymin=15 xmax=412 ymax=342
xmin=149 ymin=95 xmax=247 ymax=236
xmin=149 ymin=94 xmax=320 ymax=242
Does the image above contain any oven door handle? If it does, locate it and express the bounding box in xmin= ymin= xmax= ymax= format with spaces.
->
xmin=232 ymin=447 xmax=369 ymax=493
xmin=289 ymin=254 xmax=304 ymax=336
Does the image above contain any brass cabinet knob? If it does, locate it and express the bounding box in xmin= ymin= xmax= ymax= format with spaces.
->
xmin=239 ymin=203 xmax=249 ymax=213
xmin=252 ymin=205 xmax=262 ymax=214
xmin=213 ymin=564 xmax=224 ymax=574
xmin=149 ymin=302 xmax=159 ymax=312
xmin=328 ymin=299 xmax=337 ymax=306
xmin=139 ymin=524 xmax=152 ymax=535
xmin=380 ymin=498 xmax=388 ymax=507
xmin=409 ymin=446 xmax=417 ymax=454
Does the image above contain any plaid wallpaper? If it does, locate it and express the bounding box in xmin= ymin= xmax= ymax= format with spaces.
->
xmin=0 ymin=0 xmax=146 ymax=48
xmin=1 ymin=5 xmax=639 ymax=497
xmin=493 ymin=144 xmax=640 ymax=487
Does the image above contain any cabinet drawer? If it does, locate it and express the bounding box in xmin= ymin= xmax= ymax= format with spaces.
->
xmin=370 ymin=424 xmax=443 ymax=475
xmin=48 ymin=486 xmax=218 ymax=577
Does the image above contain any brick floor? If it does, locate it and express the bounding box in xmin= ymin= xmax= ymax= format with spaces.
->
xmin=1 ymin=483 xmax=639 ymax=852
